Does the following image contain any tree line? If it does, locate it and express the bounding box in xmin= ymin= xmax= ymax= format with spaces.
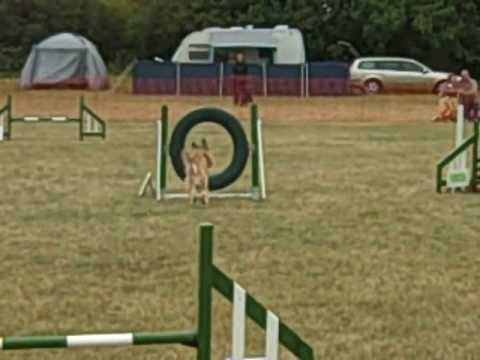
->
xmin=0 ymin=0 xmax=479 ymax=75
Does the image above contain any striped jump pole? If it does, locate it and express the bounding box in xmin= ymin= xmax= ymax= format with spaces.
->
xmin=0 ymin=224 xmax=313 ymax=359
xmin=0 ymin=331 xmax=197 ymax=351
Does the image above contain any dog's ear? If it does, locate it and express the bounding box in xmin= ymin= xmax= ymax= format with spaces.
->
xmin=192 ymin=141 xmax=199 ymax=149
xmin=201 ymin=138 xmax=209 ymax=150
xmin=204 ymin=152 xmax=214 ymax=168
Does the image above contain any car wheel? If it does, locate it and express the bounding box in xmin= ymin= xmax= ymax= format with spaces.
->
xmin=364 ymin=79 xmax=382 ymax=94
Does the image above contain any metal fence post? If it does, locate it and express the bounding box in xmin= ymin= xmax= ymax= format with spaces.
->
xmin=176 ymin=63 xmax=181 ymax=96
xmin=262 ymin=63 xmax=267 ymax=97
xmin=219 ymin=62 xmax=224 ymax=97
xmin=300 ymin=64 xmax=305 ymax=97
xmin=305 ymin=63 xmax=310 ymax=97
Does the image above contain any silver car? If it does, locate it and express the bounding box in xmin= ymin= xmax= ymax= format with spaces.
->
xmin=350 ymin=57 xmax=449 ymax=94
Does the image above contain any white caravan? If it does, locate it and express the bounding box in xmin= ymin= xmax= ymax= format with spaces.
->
xmin=171 ymin=25 xmax=305 ymax=65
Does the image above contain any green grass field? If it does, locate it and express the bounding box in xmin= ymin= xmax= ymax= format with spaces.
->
xmin=1 ymin=94 xmax=479 ymax=359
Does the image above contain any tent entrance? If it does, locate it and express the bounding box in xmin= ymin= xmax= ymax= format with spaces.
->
xmin=31 ymin=49 xmax=88 ymax=88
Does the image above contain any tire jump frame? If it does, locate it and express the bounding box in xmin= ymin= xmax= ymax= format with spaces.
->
xmin=139 ymin=104 xmax=267 ymax=201
xmin=0 ymin=95 xmax=106 ymax=141
xmin=436 ymin=104 xmax=480 ymax=193
xmin=0 ymin=224 xmax=314 ymax=360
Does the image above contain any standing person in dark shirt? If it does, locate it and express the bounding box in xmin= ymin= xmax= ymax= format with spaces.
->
xmin=232 ymin=52 xmax=252 ymax=106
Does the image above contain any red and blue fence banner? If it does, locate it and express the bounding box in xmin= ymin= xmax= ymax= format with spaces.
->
xmin=133 ymin=60 xmax=176 ymax=95
xmin=308 ymin=62 xmax=351 ymax=96
xmin=180 ymin=64 xmax=220 ymax=96
xmin=267 ymin=65 xmax=303 ymax=96
xmin=132 ymin=61 xmax=352 ymax=96
xmin=222 ymin=64 xmax=264 ymax=96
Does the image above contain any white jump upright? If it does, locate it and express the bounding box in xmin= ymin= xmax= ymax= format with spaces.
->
xmin=155 ymin=119 xmax=163 ymax=201
xmin=256 ymin=117 xmax=267 ymax=200
xmin=447 ymin=104 xmax=471 ymax=189
xmin=228 ymin=283 xmax=279 ymax=360
xmin=0 ymin=112 xmax=4 ymax=142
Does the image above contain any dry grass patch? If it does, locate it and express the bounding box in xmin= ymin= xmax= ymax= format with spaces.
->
xmin=1 ymin=81 xmax=478 ymax=359
xmin=1 ymin=78 xmax=437 ymax=123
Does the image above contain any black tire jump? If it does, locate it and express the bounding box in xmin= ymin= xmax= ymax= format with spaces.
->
xmin=169 ymin=108 xmax=249 ymax=191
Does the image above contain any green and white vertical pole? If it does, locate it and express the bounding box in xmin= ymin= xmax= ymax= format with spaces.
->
xmin=79 ymin=96 xmax=85 ymax=141
xmin=447 ymin=104 xmax=470 ymax=189
xmin=472 ymin=121 xmax=480 ymax=191
xmin=250 ymin=104 xmax=267 ymax=200
xmin=0 ymin=97 xmax=5 ymax=141
xmin=251 ymin=104 xmax=260 ymax=199
xmin=197 ymin=224 xmax=213 ymax=360
xmin=156 ymin=106 xmax=169 ymax=200
xmin=6 ymin=95 xmax=12 ymax=140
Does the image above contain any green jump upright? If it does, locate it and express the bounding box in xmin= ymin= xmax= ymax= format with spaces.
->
xmin=0 ymin=224 xmax=313 ymax=359
xmin=197 ymin=224 xmax=213 ymax=360
xmin=250 ymin=104 xmax=261 ymax=198
xmin=436 ymin=120 xmax=480 ymax=193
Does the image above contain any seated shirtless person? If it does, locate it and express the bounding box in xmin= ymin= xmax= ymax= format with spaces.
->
xmin=432 ymin=74 xmax=458 ymax=122
xmin=457 ymin=69 xmax=479 ymax=121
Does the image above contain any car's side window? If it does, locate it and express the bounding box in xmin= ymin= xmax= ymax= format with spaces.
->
xmin=358 ymin=61 xmax=375 ymax=70
xmin=401 ymin=62 xmax=424 ymax=72
xmin=376 ymin=61 xmax=401 ymax=71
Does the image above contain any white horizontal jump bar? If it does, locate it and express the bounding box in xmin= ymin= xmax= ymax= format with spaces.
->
xmin=163 ymin=193 xmax=253 ymax=200
xmin=67 ymin=333 xmax=133 ymax=348
xmin=51 ymin=116 xmax=68 ymax=122
xmin=23 ymin=117 xmax=39 ymax=122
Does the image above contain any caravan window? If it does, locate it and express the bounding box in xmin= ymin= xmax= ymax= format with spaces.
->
xmin=188 ymin=45 xmax=211 ymax=61
xmin=214 ymin=47 xmax=275 ymax=64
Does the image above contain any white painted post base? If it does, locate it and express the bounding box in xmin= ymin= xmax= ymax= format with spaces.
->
xmin=138 ymin=172 xmax=156 ymax=197
xmin=227 ymin=283 xmax=279 ymax=360
xmin=447 ymin=105 xmax=470 ymax=189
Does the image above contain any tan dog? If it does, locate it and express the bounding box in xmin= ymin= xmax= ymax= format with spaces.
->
xmin=182 ymin=139 xmax=214 ymax=205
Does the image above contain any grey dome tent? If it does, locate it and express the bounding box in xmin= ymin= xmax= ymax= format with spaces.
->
xmin=20 ymin=33 xmax=110 ymax=90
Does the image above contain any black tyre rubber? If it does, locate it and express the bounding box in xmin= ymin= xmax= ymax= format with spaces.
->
xmin=169 ymin=108 xmax=249 ymax=191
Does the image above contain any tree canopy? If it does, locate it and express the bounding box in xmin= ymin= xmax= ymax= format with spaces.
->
xmin=0 ymin=0 xmax=478 ymax=75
